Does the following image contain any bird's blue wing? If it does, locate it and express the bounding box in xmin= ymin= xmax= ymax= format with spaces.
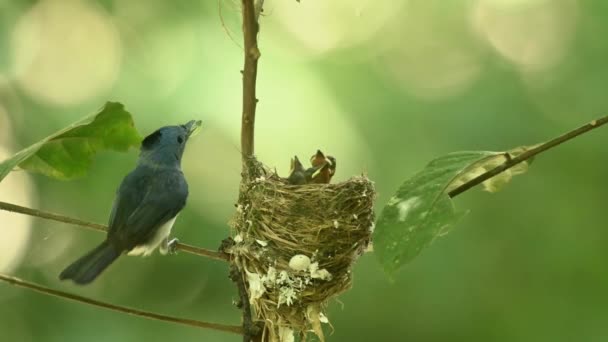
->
xmin=107 ymin=169 xmax=149 ymax=237
xmin=121 ymin=195 xmax=186 ymax=246
xmin=122 ymin=169 xmax=188 ymax=247
xmin=107 ymin=167 xmax=188 ymax=249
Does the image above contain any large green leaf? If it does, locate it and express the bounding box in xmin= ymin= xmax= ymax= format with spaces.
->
xmin=373 ymin=151 xmax=500 ymax=276
xmin=447 ymin=145 xmax=538 ymax=194
xmin=0 ymin=102 xmax=141 ymax=181
xmin=374 ymin=147 xmax=537 ymax=276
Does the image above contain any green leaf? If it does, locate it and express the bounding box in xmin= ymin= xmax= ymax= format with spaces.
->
xmin=447 ymin=145 xmax=536 ymax=194
xmin=374 ymin=151 xmax=500 ymax=276
xmin=0 ymin=102 xmax=141 ymax=182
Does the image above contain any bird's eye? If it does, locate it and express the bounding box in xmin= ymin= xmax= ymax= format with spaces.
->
xmin=177 ymin=136 xmax=184 ymax=144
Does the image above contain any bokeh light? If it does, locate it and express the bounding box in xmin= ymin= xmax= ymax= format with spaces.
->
xmin=113 ymin=0 xmax=198 ymax=98
xmin=10 ymin=0 xmax=121 ymax=106
xmin=265 ymin=0 xmax=405 ymax=58
xmin=0 ymin=145 xmax=34 ymax=274
xmin=255 ymin=66 xmax=372 ymax=178
xmin=376 ymin=1 xmax=484 ymax=100
xmin=0 ymin=94 xmax=32 ymax=276
xmin=472 ymin=0 xmax=578 ymax=71
xmin=203 ymin=63 xmax=372 ymax=178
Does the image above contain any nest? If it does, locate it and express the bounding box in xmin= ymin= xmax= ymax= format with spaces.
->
xmin=226 ymin=159 xmax=376 ymax=342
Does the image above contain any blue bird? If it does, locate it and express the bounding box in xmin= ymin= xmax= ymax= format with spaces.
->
xmin=59 ymin=120 xmax=202 ymax=285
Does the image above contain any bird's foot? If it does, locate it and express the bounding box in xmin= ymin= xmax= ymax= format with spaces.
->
xmin=160 ymin=237 xmax=180 ymax=255
xmin=167 ymin=238 xmax=180 ymax=255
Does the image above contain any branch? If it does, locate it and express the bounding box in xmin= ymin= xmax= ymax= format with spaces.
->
xmin=0 ymin=200 xmax=106 ymax=231
xmin=0 ymin=273 xmax=243 ymax=335
xmin=230 ymin=266 xmax=263 ymax=342
xmin=0 ymin=201 xmax=229 ymax=262
xmin=449 ymin=116 xmax=608 ymax=198
xmin=240 ymin=0 xmax=261 ymax=159
xmin=238 ymin=1 xmax=263 ymax=341
xmin=175 ymin=241 xmax=229 ymax=262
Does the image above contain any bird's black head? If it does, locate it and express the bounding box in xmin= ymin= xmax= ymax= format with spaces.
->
xmin=140 ymin=120 xmax=202 ymax=166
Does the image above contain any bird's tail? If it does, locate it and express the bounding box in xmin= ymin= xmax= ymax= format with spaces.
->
xmin=59 ymin=241 xmax=120 ymax=285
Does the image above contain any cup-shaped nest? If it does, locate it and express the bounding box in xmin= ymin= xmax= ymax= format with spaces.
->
xmin=227 ymin=160 xmax=376 ymax=342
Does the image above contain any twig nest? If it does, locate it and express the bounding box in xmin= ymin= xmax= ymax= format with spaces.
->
xmin=227 ymin=159 xmax=376 ymax=342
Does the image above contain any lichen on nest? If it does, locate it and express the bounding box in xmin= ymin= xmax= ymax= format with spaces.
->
xmin=226 ymin=158 xmax=376 ymax=342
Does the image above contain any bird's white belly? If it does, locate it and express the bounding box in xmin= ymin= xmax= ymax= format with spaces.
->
xmin=127 ymin=216 xmax=177 ymax=257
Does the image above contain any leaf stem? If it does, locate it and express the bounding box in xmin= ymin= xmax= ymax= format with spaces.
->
xmin=448 ymin=116 xmax=608 ymax=197
xmin=0 ymin=273 xmax=243 ymax=335
xmin=0 ymin=201 xmax=229 ymax=262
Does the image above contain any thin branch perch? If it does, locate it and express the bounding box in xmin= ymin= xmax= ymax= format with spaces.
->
xmin=0 ymin=201 xmax=107 ymax=231
xmin=0 ymin=201 xmax=229 ymax=262
xmin=0 ymin=273 xmax=243 ymax=335
xmin=449 ymin=115 xmax=608 ymax=198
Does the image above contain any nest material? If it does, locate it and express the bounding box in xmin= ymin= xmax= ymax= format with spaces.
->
xmin=227 ymin=159 xmax=376 ymax=342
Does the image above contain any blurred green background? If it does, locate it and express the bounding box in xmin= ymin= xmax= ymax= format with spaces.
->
xmin=1 ymin=0 xmax=608 ymax=341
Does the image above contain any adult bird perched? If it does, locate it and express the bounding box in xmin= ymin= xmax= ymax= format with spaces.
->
xmin=59 ymin=120 xmax=202 ymax=285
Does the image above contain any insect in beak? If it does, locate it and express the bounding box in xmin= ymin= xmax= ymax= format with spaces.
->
xmin=183 ymin=120 xmax=203 ymax=138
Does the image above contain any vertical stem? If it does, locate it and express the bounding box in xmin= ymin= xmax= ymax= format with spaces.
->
xmin=239 ymin=1 xmax=263 ymax=341
xmin=230 ymin=266 xmax=262 ymax=342
xmin=241 ymin=0 xmax=260 ymax=160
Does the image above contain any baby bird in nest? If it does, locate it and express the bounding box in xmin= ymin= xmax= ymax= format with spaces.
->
xmin=309 ymin=150 xmax=336 ymax=184
xmin=286 ymin=156 xmax=314 ymax=185
xmin=286 ymin=150 xmax=336 ymax=185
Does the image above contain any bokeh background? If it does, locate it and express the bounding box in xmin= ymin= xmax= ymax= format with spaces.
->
xmin=1 ymin=0 xmax=608 ymax=341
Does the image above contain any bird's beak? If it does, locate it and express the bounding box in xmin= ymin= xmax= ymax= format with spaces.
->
xmin=184 ymin=120 xmax=203 ymax=138
xmin=310 ymin=149 xmax=325 ymax=164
